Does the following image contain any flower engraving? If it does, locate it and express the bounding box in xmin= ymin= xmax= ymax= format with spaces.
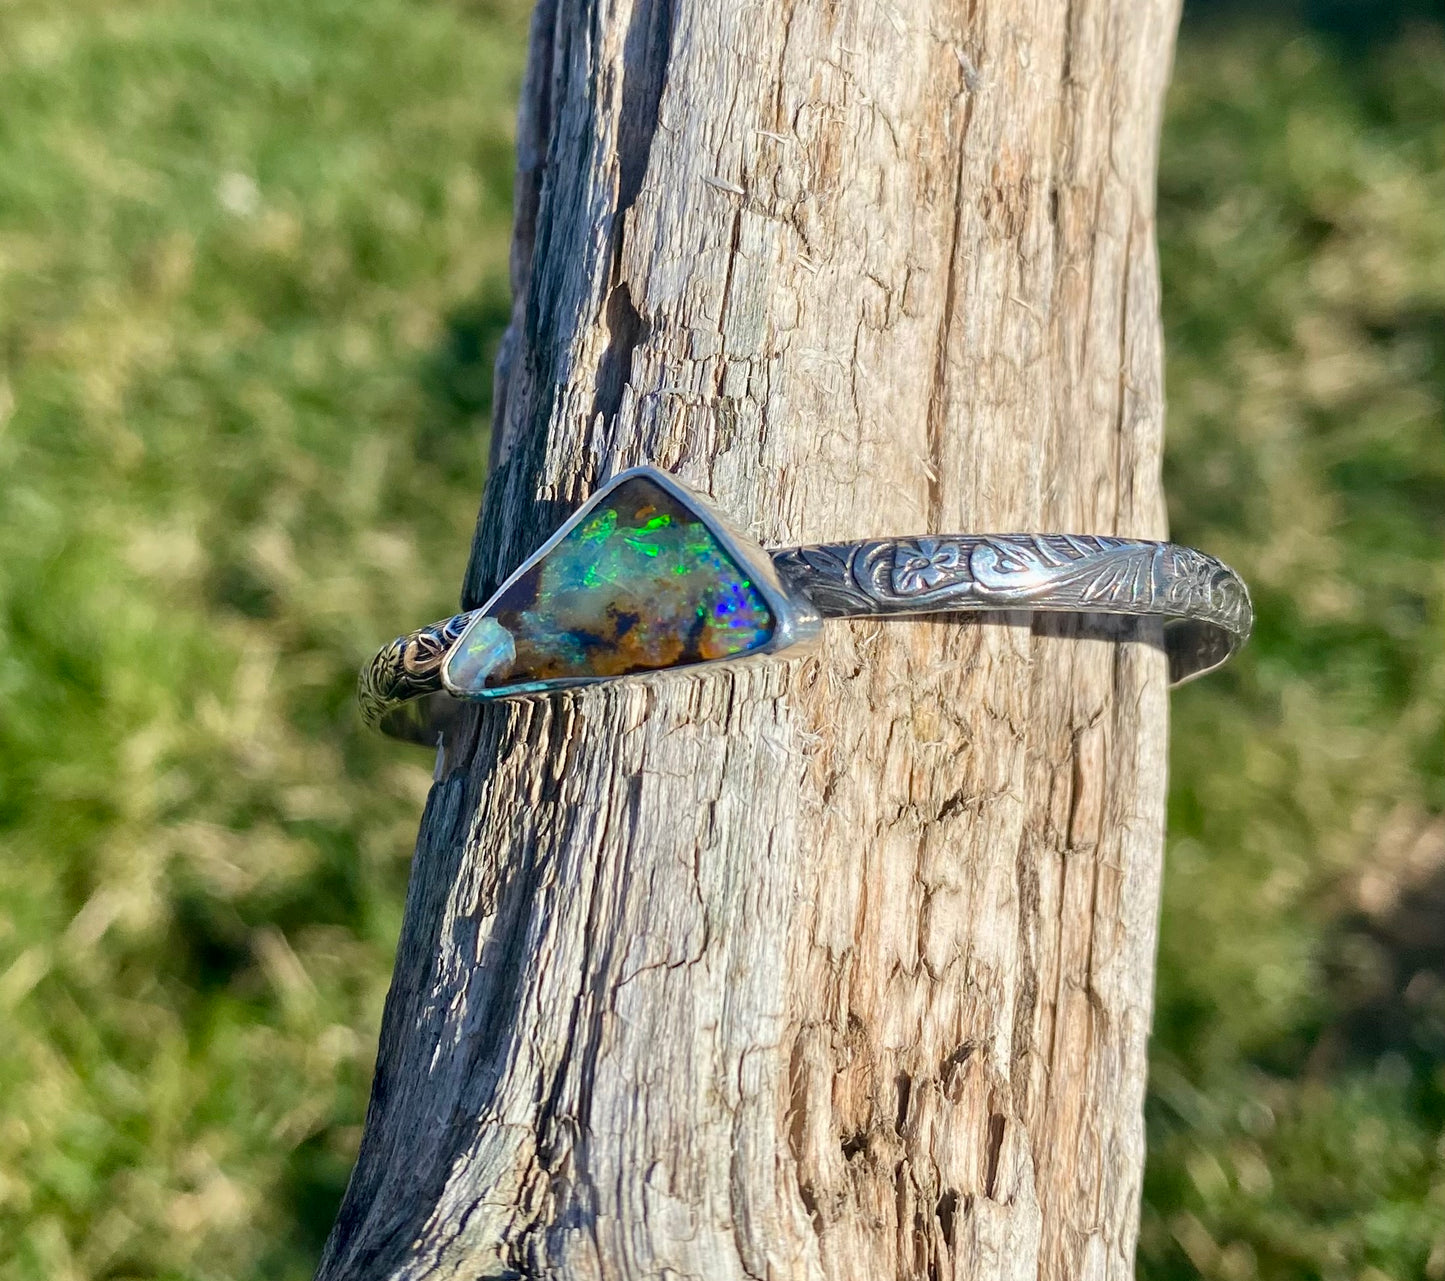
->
xmin=1161 ymin=549 xmax=1219 ymax=610
xmin=891 ymin=538 xmax=965 ymax=595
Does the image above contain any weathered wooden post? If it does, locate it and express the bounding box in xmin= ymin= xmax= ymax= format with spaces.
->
xmin=319 ymin=0 xmax=1181 ymax=1275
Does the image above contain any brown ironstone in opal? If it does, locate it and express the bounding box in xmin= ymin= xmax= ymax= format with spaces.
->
xmin=444 ymin=476 xmax=776 ymax=697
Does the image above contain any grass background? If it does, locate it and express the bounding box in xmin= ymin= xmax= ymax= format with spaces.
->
xmin=0 ymin=0 xmax=1441 ymax=1277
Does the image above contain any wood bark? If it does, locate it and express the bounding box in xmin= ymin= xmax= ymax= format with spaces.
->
xmin=319 ymin=0 xmax=1181 ymax=1277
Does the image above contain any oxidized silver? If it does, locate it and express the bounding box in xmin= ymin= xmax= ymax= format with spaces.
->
xmin=772 ymin=532 xmax=1249 ymax=686
xmin=360 ymin=467 xmax=1252 ymax=744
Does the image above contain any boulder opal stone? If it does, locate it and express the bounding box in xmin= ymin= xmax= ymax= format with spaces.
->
xmin=444 ymin=475 xmax=775 ymax=697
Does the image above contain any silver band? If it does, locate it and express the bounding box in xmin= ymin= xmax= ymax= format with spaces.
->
xmin=772 ymin=532 xmax=1249 ymax=685
xmin=361 ymin=529 xmax=1250 ymax=745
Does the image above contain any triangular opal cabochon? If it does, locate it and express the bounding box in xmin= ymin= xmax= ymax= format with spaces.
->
xmin=444 ymin=475 xmax=777 ymax=698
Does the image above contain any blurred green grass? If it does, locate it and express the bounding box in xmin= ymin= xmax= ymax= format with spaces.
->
xmin=1147 ymin=13 xmax=1445 ymax=1279
xmin=0 ymin=1 xmax=526 ymax=1275
xmin=0 ymin=2 xmax=1441 ymax=1279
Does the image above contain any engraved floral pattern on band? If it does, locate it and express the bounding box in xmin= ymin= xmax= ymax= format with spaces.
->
xmin=357 ymin=612 xmax=472 ymax=728
xmin=891 ymin=538 xmax=965 ymax=594
xmin=772 ymin=533 xmax=1251 ymax=654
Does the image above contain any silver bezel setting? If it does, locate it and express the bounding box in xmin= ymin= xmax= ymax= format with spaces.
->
xmin=439 ymin=466 xmax=822 ymax=701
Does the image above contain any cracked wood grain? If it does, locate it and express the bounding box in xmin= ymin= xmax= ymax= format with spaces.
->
xmin=317 ymin=0 xmax=1182 ymax=1276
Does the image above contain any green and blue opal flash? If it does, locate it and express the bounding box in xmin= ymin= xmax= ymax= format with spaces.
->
xmin=442 ymin=473 xmax=809 ymax=699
